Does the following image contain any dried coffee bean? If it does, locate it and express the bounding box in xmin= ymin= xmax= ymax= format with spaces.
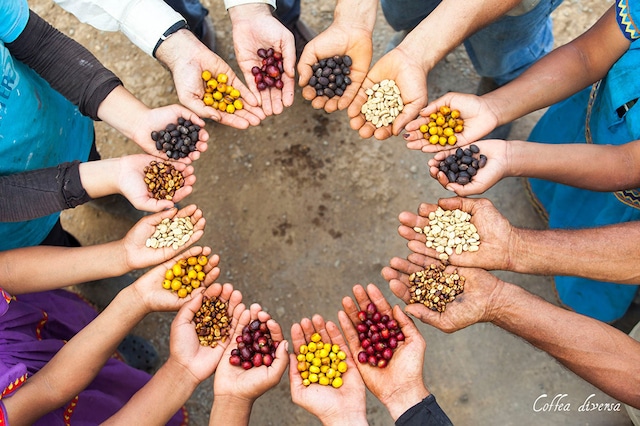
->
xmin=146 ymin=216 xmax=194 ymax=250
xmin=143 ymin=160 xmax=185 ymax=200
xmin=307 ymin=55 xmax=353 ymax=99
xmin=361 ymin=79 xmax=403 ymax=128
xmin=194 ymin=295 xmax=231 ymax=347
xmin=409 ymin=264 xmax=465 ymax=312
xmin=413 ymin=207 xmax=481 ymax=262
xmin=438 ymin=144 xmax=487 ymax=186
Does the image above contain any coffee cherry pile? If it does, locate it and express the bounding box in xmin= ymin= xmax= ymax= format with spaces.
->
xmin=355 ymin=303 xmax=404 ymax=368
xmin=420 ymin=105 xmax=464 ymax=146
xmin=252 ymin=48 xmax=284 ymax=91
xmin=409 ymin=263 xmax=465 ymax=312
xmin=296 ymin=332 xmax=347 ymax=388
xmin=308 ymin=55 xmax=352 ymax=99
xmin=194 ymin=295 xmax=231 ymax=348
xmin=143 ymin=160 xmax=184 ymax=200
xmin=438 ymin=144 xmax=487 ymax=185
xmin=162 ymin=255 xmax=208 ymax=298
xmin=229 ymin=319 xmax=279 ymax=369
xmin=151 ymin=118 xmax=200 ymax=160
xmin=202 ymin=71 xmax=244 ymax=114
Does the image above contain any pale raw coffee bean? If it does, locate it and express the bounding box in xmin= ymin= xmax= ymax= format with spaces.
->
xmin=419 ymin=207 xmax=481 ymax=263
xmin=146 ymin=216 xmax=195 ymax=249
xmin=361 ymin=79 xmax=404 ymax=128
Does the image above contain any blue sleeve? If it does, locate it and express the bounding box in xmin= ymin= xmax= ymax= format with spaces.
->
xmin=616 ymin=0 xmax=640 ymax=41
xmin=0 ymin=0 xmax=29 ymax=43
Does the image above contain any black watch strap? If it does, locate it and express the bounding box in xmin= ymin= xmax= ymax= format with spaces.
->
xmin=153 ymin=20 xmax=190 ymax=57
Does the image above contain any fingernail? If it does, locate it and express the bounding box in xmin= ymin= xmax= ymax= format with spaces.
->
xmin=403 ymin=133 xmax=410 ymax=138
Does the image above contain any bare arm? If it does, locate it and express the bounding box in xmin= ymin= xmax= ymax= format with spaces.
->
xmin=492 ymin=282 xmax=640 ymax=408
xmin=484 ymin=6 xmax=628 ymax=126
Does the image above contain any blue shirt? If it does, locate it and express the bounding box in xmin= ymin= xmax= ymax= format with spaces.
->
xmin=0 ymin=0 xmax=93 ymax=249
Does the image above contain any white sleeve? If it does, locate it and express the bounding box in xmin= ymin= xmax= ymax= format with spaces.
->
xmin=53 ymin=0 xmax=186 ymax=56
xmin=223 ymin=0 xmax=277 ymax=11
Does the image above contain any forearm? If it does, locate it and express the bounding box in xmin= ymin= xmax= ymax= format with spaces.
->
xmin=492 ymin=282 xmax=640 ymax=408
xmin=333 ymin=0 xmax=378 ymax=34
xmin=78 ymin=158 xmax=122 ymax=199
xmin=0 ymin=161 xmax=92 ymax=222
xmin=484 ymin=6 xmax=624 ymax=125
xmin=399 ymin=0 xmax=521 ymax=72
xmin=209 ymin=395 xmax=254 ymax=426
xmin=505 ymin=140 xmax=640 ymax=191
xmin=96 ymin=85 xmax=150 ymax=141
xmin=383 ymin=385 xmax=431 ymax=421
xmin=508 ymin=222 xmax=640 ymax=284
xmin=105 ymin=357 xmax=200 ymax=425
xmin=1 ymin=241 xmax=129 ymax=294
xmin=6 ymin=10 xmax=121 ymax=120
xmin=5 ymin=287 xmax=148 ymax=425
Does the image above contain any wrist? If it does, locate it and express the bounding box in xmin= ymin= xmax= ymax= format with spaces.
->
xmin=382 ymin=385 xmax=430 ymax=421
xmin=333 ymin=0 xmax=377 ymax=32
xmin=155 ymin=29 xmax=201 ymax=71
xmin=152 ymin=20 xmax=189 ymax=58
xmin=321 ymin=413 xmax=368 ymax=426
xmin=228 ymin=3 xmax=274 ymax=22
xmin=210 ymin=394 xmax=254 ymax=426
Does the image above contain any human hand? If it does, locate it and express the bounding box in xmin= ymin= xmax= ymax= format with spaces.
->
xmin=426 ymin=140 xmax=508 ymax=196
xmin=230 ymin=5 xmax=296 ymax=116
xmin=394 ymin=197 xmax=516 ymax=271
xmin=212 ymin=304 xmax=289 ymax=413
xmin=121 ymin=204 xmax=206 ymax=270
xmin=403 ymin=92 xmax=500 ymax=152
xmin=289 ymin=315 xmax=367 ymax=426
xmin=129 ymin=245 xmax=220 ymax=313
xmin=339 ymin=284 xmax=429 ymax=421
xmin=297 ymin=21 xmax=373 ymax=113
xmin=155 ymin=29 xmax=265 ymax=128
xmin=347 ymin=48 xmax=427 ymax=140
xmin=381 ymin=256 xmax=504 ymax=333
xmin=129 ymin=105 xmax=209 ymax=163
xmin=114 ymin=154 xmax=196 ymax=211
xmin=168 ymin=282 xmax=245 ymax=383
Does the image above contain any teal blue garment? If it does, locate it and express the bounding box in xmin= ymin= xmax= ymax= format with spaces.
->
xmin=527 ymin=0 xmax=640 ymax=323
xmin=0 ymin=0 xmax=93 ymax=249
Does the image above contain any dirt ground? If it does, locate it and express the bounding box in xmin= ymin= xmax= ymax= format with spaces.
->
xmin=30 ymin=0 xmax=635 ymax=425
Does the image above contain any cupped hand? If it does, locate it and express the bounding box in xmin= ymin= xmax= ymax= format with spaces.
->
xmin=426 ymin=139 xmax=508 ymax=196
xmin=164 ymin=34 xmax=266 ymax=128
xmin=130 ymin=105 xmax=209 ymax=163
xmin=213 ymin=303 xmax=289 ymax=403
xmin=289 ymin=315 xmax=367 ymax=426
xmin=117 ymin=154 xmax=197 ymax=211
xmin=122 ymin=204 xmax=206 ymax=269
xmin=169 ymin=282 xmax=245 ymax=382
xmin=298 ymin=22 xmax=373 ymax=113
xmin=381 ymin=255 xmax=504 ymax=333
xmin=403 ymin=92 xmax=499 ymax=152
xmin=347 ymin=48 xmax=427 ymax=140
xmin=232 ymin=11 xmax=296 ymax=116
xmin=394 ymin=197 xmax=515 ymax=271
xmin=130 ymin=246 xmax=220 ymax=312
xmin=339 ymin=284 xmax=429 ymax=420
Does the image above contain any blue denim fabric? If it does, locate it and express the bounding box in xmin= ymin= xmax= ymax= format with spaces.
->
xmin=381 ymin=0 xmax=563 ymax=85
xmin=274 ymin=0 xmax=300 ymax=27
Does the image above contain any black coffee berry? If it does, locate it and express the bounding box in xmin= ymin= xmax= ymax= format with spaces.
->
xmin=308 ymin=55 xmax=353 ymax=98
xmin=438 ymin=144 xmax=487 ymax=185
xmin=151 ymin=117 xmax=200 ymax=160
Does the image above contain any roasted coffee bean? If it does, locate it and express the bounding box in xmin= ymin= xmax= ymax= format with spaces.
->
xmin=152 ymin=118 xmax=200 ymax=159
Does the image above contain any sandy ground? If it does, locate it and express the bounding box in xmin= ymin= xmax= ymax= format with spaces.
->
xmin=29 ymin=0 xmax=635 ymax=425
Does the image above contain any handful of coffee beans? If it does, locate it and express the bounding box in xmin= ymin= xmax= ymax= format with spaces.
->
xmin=252 ymin=48 xmax=284 ymax=91
xmin=162 ymin=255 xmax=208 ymax=298
xmin=194 ymin=295 xmax=231 ymax=348
xmin=296 ymin=332 xmax=347 ymax=388
xmin=151 ymin=118 xmax=200 ymax=160
xmin=202 ymin=71 xmax=244 ymax=113
xmin=409 ymin=263 xmax=465 ymax=313
xmin=308 ymin=55 xmax=352 ymax=98
xmin=355 ymin=303 xmax=404 ymax=368
xmin=230 ymin=319 xmax=279 ymax=369
xmin=420 ymin=105 xmax=464 ymax=146
xmin=143 ymin=160 xmax=184 ymax=200
xmin=438 ymin=144 xmax=487 ymax=185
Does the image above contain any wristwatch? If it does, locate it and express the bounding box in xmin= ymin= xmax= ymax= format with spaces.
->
xmin=152 ymin=20 xmax=189 ymax=57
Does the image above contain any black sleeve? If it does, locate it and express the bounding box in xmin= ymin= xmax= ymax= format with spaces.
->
xmin=5 ymin=10 xmax=122 ymax=120
xmin=0 ymin=161 xmax=93 ymax=222
xmin=396 ymin=395 xmax=454 ymax=426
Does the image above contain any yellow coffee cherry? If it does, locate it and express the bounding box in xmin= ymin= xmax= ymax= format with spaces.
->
xmin=216 ymin=73 xmax=228 ymax=84
xmin=201 ymin=70 xmax=212 ymax=81
xmin=419 ymin=106 xmax=464 ymax=146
